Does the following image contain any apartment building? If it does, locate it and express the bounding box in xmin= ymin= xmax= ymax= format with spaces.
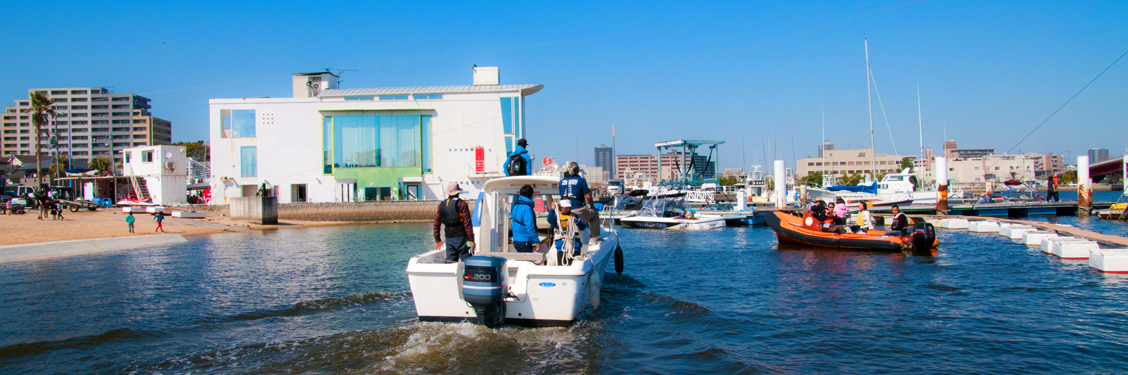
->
xmin=797 ymin=148 xmax=909 ymax=178
xmin=1 ymin=87 xmax=173 ymax=163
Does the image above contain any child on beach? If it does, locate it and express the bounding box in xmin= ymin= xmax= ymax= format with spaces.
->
xmin=126 ymin=212 xmax=135 ymax=233
xmin=154 ymin=212 xmax=164 ymax=233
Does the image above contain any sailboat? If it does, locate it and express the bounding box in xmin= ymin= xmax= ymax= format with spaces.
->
xmin=805 ymin=40 xmax=957 ymax=207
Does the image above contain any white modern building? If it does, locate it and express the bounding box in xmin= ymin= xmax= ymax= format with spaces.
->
xmin=121 ymin=145 xmax=189 ymax=205
xmin=208 ymin=67 xmax=541 ymax=204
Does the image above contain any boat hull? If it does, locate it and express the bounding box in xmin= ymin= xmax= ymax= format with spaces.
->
xmin=406 ymin=231 xmax=618 ymax=326
xmin=619 ymin=215 xmax=726 ymax=230
xmin=765 ymin=211 xmax=917 ymax=252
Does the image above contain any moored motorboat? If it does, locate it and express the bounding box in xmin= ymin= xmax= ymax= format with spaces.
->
xmin=406 ymin=176 xmax=622 ymax=327
xmin=619 ymin=193 xmax=726 ymax=230
xmin=765 ymin=211 xmax=937 ymax=252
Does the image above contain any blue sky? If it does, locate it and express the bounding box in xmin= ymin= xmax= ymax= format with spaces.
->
xmin=2 ymin=0 xmax=1125 ymax=170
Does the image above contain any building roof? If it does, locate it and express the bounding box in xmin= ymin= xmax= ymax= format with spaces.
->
xmin=320 ymin=84 xmax=543 ymax=97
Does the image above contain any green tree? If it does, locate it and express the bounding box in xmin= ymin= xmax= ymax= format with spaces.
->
xmin=798 ymin=171 xmax=824 ymax=187
xmin=48 ymin=155 xmax=69 ymax=177
xmin=23 ymin=91 xmax=55 ymax=187
xmin=173 ymin=140 xmax=210 ymax=161
xmin=900 ymin=157 xmax=914 ymax=171
xmin=89 ymin=157 xmax=112 ymax=173
xmin=1060 ymin=170 xmax=1077 ymax=184
xmin=718 ymin=176 xmax=740 ymax=186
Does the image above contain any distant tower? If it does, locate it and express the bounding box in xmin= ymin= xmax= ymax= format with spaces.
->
xmin=818 ymin=141 xmax=834 ymax=157
xmin=943 ymin=140 xmax=958 ymax=157
xmin=594 ymin=144 xmax=614 ymax=178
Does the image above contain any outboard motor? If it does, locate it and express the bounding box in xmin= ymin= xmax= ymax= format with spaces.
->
xmin=911 ymin=222 xmax=936 ymax=254
xmin=460 ymin=256 xmax=507 ymax=328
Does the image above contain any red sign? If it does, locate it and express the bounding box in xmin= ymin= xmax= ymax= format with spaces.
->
xmin=475 ymin=147 xmax=485 ymax=173
xmin=543 ymin=157 xmax=553 ymax=166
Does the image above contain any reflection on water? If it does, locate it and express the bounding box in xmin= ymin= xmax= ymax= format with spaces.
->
xmin=1 ymin=220 xmax=1128 ymax=373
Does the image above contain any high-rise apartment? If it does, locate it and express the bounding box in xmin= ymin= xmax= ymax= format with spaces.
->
xmin=1088 ymin=148 xmax=1110 ymax=163
xmin=1 ymin=87 xmax=172 ymax=163
xmin=594 ymin=144 xmax=614 ymax=178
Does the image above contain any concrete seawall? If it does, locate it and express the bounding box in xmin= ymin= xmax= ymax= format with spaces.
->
xmin=0 ymin=234 xmax=189 ymax=264
xmin=277 ymin=200 xmax=476 ymax=222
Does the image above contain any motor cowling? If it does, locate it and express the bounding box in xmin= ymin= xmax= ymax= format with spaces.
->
xmin=911 ymin=222 xmax=936 ymax=253
xmin=460 ymin=256 xmax=507 ymax=328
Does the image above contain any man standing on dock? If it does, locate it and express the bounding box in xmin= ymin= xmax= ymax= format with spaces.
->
xmin=434 ymin=182 xmax=475 ymax=262
xmin=1046 ymin=174 xmax=1060 ymax=202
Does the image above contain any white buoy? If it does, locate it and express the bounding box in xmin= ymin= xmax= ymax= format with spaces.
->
xmin=1008 ymin=227 xmax=1037 ymax=241
xmin=1000 ymin=224 xmax=1033 ymax=238
xmin=1023 ymin=231 xmax=1058 ymax=246
xmin=1090 ymin=249 xmax=1128 ymax=273
xmin=1055 ymin=241 xmax=1099 ymax=259
xmin=1042 ymin=236 xmax=1080 ymax=253
xmin=969 ymin=221 xmax=1001 ymax=233
xmin=939 ymin=218 xmax=969 ymax=229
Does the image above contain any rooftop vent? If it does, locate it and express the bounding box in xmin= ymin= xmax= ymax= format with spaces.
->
xmin=473 ymin=66 xmax=499 ymax=86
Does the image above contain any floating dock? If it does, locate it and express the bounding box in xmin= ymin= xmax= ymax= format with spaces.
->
xmin=916 ymin=215 xmax=1128 ymax=273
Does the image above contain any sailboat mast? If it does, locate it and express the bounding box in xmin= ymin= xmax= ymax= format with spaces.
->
xmin=821 ymin=110 xmax=826 ymax=183
xmin=865 ymin=39 xmax=877 ymax=178
xmin=917 ymin=83 xmax=924 ymax=181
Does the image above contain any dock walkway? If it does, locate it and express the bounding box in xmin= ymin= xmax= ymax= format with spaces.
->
xmin=916 ymin=215 xmax=1128 ymax=248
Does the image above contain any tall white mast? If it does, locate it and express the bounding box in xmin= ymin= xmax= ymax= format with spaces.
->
xmin=917 ymin=82 xmax=924 ymax=181
xmin=865 ymin=39 xmax=877 ymax=178
xmin=821 ymin=110 xmax=826 ymax=184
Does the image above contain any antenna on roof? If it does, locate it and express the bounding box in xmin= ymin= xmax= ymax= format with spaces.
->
xmin=327 ymin=68 xmax=355 ymax=88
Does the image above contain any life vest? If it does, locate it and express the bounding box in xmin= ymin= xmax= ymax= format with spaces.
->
xmin=439 ymin=198 xmax=463 ymax=225
xmin=554 ymin=211 xmax=581 ymax=240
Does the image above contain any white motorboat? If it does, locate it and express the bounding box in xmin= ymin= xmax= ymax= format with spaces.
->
xmin=619 ymin=193 xmax=726 ymax=230
xmin=406 ymin=176 xmax=622 ymax=327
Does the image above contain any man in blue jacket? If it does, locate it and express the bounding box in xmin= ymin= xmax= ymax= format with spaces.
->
xmin=503 ymin=138 xmax=533 ymax=176
xmin=511 ymin=185 xmax=539 ymax=253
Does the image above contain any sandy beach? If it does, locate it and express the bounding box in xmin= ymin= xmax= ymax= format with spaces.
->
xmin=0 ymin=208 xmax=354 ymax=246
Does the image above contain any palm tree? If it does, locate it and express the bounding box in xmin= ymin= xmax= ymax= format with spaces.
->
xmin=22 ymin=91 xmax=55 ymax=188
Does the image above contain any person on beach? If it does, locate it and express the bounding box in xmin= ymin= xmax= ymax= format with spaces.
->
xmin=886 ymin=204 xmax=910 ymax=236
xmin=503 ymin=138 xmax=533 ymax=176
xmin=54 ymin=200 xmax=64 ymax=220
xmin=126 ymin=212 xmax=135 ymax=233
xmin=35 ymin=190 xmax=48 ymax=221
xmin=154 ymin=212 xmax=164 ymax=232
xmin=559 ymin=161 xmax=600 ymax=242
xmin=511 ymin=185 xmax=539 ymax=253
xmin=1046 ymin=174 xmax=1060 ymax=202
xmin=433 ymin=182 xmax=475 ymax=262
xmin=548 ymin=200 xmax=587 ymax=265
xmin=851 ymin=202 xmax=874 ymax=234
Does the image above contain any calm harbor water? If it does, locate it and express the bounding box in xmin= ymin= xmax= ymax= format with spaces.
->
xmin=3 ymin=215 xmax=1128 ymax=374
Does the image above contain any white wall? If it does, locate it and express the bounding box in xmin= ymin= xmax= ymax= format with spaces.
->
xmin=122 ymin=145 xmax=188 ymax=205
xmin=208 ymin=90 xmax=528 ymax=204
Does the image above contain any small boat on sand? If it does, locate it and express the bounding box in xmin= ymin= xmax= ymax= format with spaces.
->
xmin=765 ymin=211 xmax=937 ymax=252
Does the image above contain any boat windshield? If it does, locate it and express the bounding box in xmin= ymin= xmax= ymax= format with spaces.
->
xmin=638 ymin=197 xmax=688 ymax=218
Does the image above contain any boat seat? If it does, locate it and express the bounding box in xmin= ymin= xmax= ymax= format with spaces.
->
xmin=493 ymin=252 xmax=546 ymax=264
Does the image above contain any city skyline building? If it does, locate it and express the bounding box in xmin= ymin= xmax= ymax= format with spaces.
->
xmin=1 ymin=87 xmax=172 ymax=164
xmin=594 ymin=144 xmax=613 ymax=179
xmin=1089 ymin=148 xmax=1110 ymax=163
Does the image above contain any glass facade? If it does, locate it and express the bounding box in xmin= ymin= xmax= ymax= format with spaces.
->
xmin=221 ymin=109 xmax=256 ymax=138
xmin=500 ymin=97 xmax=522 ymax=155
xmin=327 ymin=115 xmax=428 ymax=169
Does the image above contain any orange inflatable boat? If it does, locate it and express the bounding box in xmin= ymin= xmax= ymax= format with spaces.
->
xmin=765 ymin=211 xmax=938 ymax=252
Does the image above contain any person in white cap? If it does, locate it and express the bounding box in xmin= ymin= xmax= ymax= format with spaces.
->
xmin=547 ymin=199 xmax=587 ymax=265
xmin=433 ymin=181 xmax=475 ymax=262
xmin=559 ymin=161 xmax=600 ymax=242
